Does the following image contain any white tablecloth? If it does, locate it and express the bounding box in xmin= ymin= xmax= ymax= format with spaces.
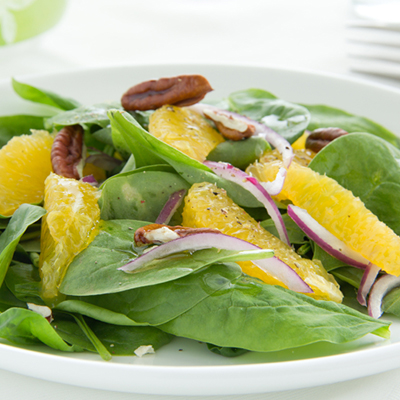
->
xmin=2 ymin=1 xmax=400 ymax=399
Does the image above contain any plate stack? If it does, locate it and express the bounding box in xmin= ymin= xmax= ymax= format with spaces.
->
xmin=347 ymin=1 xmax=400 ymax=78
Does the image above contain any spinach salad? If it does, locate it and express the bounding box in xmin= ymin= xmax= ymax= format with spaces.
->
xmin=0 ymin=75 xmax=398 ymax=361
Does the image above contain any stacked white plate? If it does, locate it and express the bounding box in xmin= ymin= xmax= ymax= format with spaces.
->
xmin=347 ymin=4 xmax=400 ymax=78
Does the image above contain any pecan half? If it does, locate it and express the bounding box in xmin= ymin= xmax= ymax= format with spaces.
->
xmin=51 ymin=125 xmax=84 ymax=179
xmin=204 ymin=109 xmax=255 ymax=141
xmin=305 ymin=127 xmax=348 ymax=153
xmin=121 ymin=75 xmax=213 ymax=111
xmin=135 ymin=224 xmax=220 ymax=246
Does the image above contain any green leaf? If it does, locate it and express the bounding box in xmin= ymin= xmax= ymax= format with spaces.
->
xmin=5 ymin=261 xmax=42 ymax=304
xmin=261 ymin=214 xmax=308 ymax=244
xmin=159 ymin=276 xmax=390 ymax=352
xmin=52 ymin=313 xmax=172 ymax=356
xmin=206 ymin=343 xmax=248 ymax=357
xmin=304 ymin=104 xmax=400 ymax=148
xmin=206 ymin=137 xmax=270 ymax=170
xmin=45 ymin=102 xmax=121 ymax=130
xmin=228 ymin=89 xmax=311 ymax=143
xmin=309 ymin=133 xmax=400 ymax=235
xmin=0 ymin=308 xmax=81 ymax=351
xmin=71 ymin=314 xmax=112 ymax=361
xmin=98 ymin=165 xmax=190 ymax=223
xmin=58 ymin=263 xmax=242 ymax=326
xmin=0 ymin=204 xmax=46 ymax=288
xmin=0 ymin=115 xmax=45 ymax=148
xmin=60 ymin=219 xmax=268 ymax=296
xmin=12 ymin=78 xmax=80 ymax=111
xmin=0 ymin=283 xmax=26 ymax=312
xmin=313 ymin=244 xmax=349 ymax=272
xmin=382 ymin=287 xmax=400 ymax=318
xmin=109 ymin=110 xmax=262 ymax=208
xmin=331 ymin=267 xmax=364 ymax=289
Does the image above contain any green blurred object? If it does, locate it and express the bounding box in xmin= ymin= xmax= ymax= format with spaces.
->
xmin=0 ymin=0 xmax=67 ymax=46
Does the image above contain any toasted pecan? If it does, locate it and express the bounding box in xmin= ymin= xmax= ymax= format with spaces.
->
xmin=305 ymin=127 xmax=348 ymax=153
xmin=121 ymin=75 xmax=213 ymax=111
xmin=51 ymin=125 xmax=84 ymax=179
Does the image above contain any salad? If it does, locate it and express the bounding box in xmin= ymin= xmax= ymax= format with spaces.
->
xmin=0 ymin=73 xmax=399 ymax=361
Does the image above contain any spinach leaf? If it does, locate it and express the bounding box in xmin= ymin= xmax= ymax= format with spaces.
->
xmin=309 ymin=133 xmax=400 ymax=235
xmin=382 ymin=287 xmax=400 ymax=318
xmin=206 ymin=343 xmax=248 ymax=357
xmin=304 ymin=104 xmax=400 ymax=148
xmin=52 ymin=313 xmax=172 ymax=356
xmin=71 ymin=314 xmax=111 ymax=361
xmin=45 ymin=102 xmax=121 ymax=130
xmin=57 ymin=263 xmax=242 ymax=326
xmin=0 ymin=115 xmax=45 ymax=148
xmin=5 ymin=261 xmax=42 ymax=304
xmin=312 ymin=244 xmax=349 ymax=272
xmin=159 ymin=276 xmax=390 ymax=352
xmin=0 ymin=283 xmax=26 ymax=312
xmin=331 ymin=267 xmax=364 ymax=289
xmin=109 ymin=110 xmax=262 ymax=208
xmin=206 ymin=137 xmax=270 ymax=170
xmin=12 ymin=78 xmax=80 ymax=111
xmin=60 ymin=219 xmax=267 ymax=296
xmin=261 ymin=214 xmax=308 ymax=244
xmin=98 ymin=165 xmax=190 ymax=222
xmin=0 ymin=204 xmax=46 ymax=288
xmin=0 ymin=307 xmax=81 ymax=351
xmin=227 ymin=89 xmax=311 ymax=143
xmin=92 ymin=126 xmax=113 ymax=146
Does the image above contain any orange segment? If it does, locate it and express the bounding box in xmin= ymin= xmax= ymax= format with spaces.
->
xmin=260 ymin=148 xmax=316 ymax=167
xmin=291 ymin=131 xmax=309 ymax=150
xmin=181 ymin=182 xmax=342 ymax=302
xmin=0 ymin=130 xmax=54 ymax=216
xmin=149 ymin=105 xmax=224 ymax=162
xmin=247 ymin=159 xmax=400 ymax=276
xmin=39 ymin=173 xmax=100 ymax=306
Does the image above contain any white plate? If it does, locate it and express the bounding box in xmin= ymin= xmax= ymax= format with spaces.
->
xmin=1 ymin=64 xmax=400 ymax=397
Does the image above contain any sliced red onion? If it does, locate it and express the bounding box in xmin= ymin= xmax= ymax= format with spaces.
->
xmin=204 ymin=161 xmax=290 ymax=245
xmin=368 ymin=274 xmax=400 ymax=319
xmin=155 ymin=189 xmax=186 ymax=225
xmin=189 ymin=103 xmax=294 ymax=169
xmin=86 ymin=150 xmax=123 ymax=171
xmin=357 ymin=263 xmax=381 ymax=307
xmin=81 ymin=175 xmax=99 ymax=186
xmin=119 ymin=232 xmax=312 ymax=293
xmin=287 ymin=205 xmax=370 ymax=269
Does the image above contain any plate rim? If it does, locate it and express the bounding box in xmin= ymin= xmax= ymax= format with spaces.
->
xmin=1 ymin=62 xmax=400 ymax=395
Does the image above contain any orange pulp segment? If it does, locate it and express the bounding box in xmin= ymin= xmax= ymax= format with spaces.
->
xmin=181 ymin=182 xmax=343 ymax=302
xmin=149 ymin=105 xmax=224 ymax=162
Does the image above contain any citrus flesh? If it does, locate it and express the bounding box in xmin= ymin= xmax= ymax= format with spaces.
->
xmin=181 ymin=182 xmax=343 ymax=302
xmin=261 ymin=148 xmax=315 ymax=167
xmin=0 ymin=130 xmax=54 ymax=216
xmin=246 ymin=159 xmax=400 ymax=276
xmin=39 ymin=173 xmax=100 ymax=306
xmin=149 ymin=105 xmax=224 ymax=162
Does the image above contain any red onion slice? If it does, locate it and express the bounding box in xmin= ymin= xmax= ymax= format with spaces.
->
xmin=119 ymin=232 xmax=312 ymax=293
xmin=189 ymin=103 xmax=294 ymax=169
xmin=287 ymin=205 xmax=370 ymax=269
xmin=155 ymin=189 xmax=186 ymax=225
xmin=81 ymin=175 xmax=99 ymax=186
xmin=204 ymin=161 xmax=290 ymax=245
xmin=357 ymin=263 xmax=381 ymax=307
xmin=368 ymin=274 xmax=400 ymax=319
xmin=86 ymin=151 xmax=123 ymax=171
